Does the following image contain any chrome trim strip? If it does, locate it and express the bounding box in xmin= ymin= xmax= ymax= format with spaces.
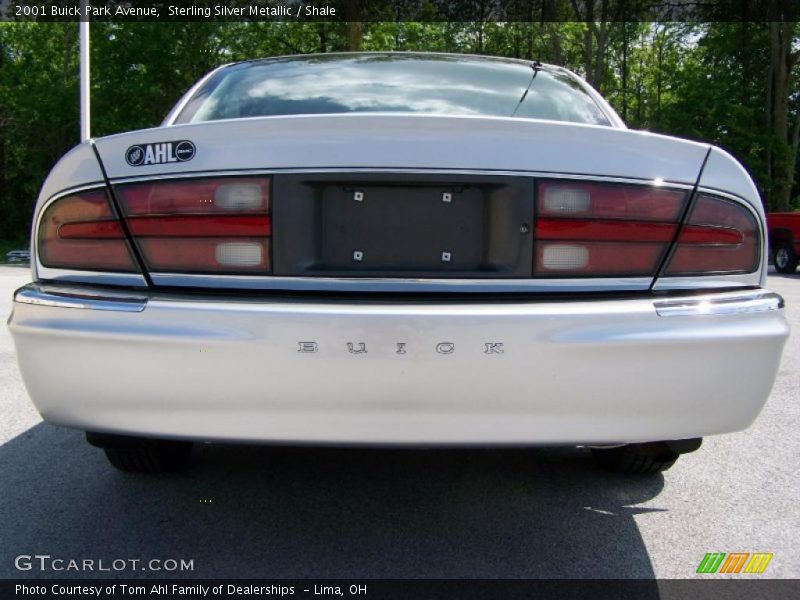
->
xmin=14 ymin=283 xmax=783 ymax=320
xmin=654 ymin=291 xmax=784 ymax=317
xmin=108 ymin=168 xmax=696 ymax=190
xmin=36 ymin=269 xmax=148 ymax=288
xmin=14 ymin=284 xmax=148 ymax=312
xmin=148 ymin=273 xmax=653 ymax=292
xmin=39 ymin=181 xmax=107 ymax=199
xmin=694 ymin=187 xmax=758 ymax=204
xmin=652 ymin=274 xmax=759 ymax=290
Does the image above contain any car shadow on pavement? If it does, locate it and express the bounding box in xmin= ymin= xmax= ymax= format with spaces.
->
xmin=1 ymin=423 xmax=664 ymax=587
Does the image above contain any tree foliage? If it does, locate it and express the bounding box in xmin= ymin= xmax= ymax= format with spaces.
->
xmin=0 ymin=20 xmax=798 ymax=242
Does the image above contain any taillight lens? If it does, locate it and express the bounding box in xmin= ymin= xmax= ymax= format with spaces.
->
xmin=535 ymin=181 xmax=688 ymax=276
xmin=664 ymin=194 xmax=759 ymax=275
xmin=38 ymin=190 xmax=139 ymax=272
xmin=116 ymin=177 xmax=271 ymax=274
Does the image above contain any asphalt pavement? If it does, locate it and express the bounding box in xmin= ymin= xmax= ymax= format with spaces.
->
xmin=1 ymin=265 xmax=798 ymax=579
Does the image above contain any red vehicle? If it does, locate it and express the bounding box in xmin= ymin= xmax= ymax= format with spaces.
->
xmin=768 ymin=212 xmax=800 ymax=273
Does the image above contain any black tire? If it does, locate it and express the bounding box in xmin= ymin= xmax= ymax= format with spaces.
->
xmin=773 ymin=242 xmax=798 ymax=274
xmin=86 ymin=433 xmax=192 ymax=473
xmin=591 ymin=443 xmax=679 ymax=475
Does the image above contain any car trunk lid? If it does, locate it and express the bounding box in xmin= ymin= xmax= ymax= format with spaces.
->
xmin=93 ymin=113 xmax=709 ymax=184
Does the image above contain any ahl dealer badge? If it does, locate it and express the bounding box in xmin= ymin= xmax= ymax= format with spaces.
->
xmin=125 ymin=140 xmax=196 ymax=166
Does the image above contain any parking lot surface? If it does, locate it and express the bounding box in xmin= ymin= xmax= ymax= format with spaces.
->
xmin=1 ymin=265 xmax=798 ymax=579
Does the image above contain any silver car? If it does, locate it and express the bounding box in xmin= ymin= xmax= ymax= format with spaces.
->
xmin=8 ymin=53 xmax=789 ymax=474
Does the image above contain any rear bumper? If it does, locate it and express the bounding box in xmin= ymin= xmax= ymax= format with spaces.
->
xmin=8 ymin=284 xmax=789 ymax=445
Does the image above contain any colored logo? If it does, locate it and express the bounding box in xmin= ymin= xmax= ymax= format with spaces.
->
xmin=125 ymin=145 xmax=144 ymax=166
xmin=696 ymin=552 xmax=773 ymax=574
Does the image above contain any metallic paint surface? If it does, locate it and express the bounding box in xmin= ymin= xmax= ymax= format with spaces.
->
xmin=92 ymin=114 xmax=711 ymax=184
xmin=9 ymin=286 xmax=788 ymax=444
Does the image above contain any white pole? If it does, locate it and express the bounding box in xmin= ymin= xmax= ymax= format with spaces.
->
xmin=79 ymin=3 xmax=90 ymax=142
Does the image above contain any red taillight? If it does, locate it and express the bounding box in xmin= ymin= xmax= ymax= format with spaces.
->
xmin=537 ymin=181 xmax=686 ymax=221
xmin=136 ymin=239 xmax=269 ymax=272
xmin=126 ymin=215 xmax=272 ymax=237
xmin=664 ymin=195 xmax=759 ymax=275
xmin=116 ymin=177 xmax=271 ymax=274
xmin=534 ymin=181 xmax=688 ymax=276
xmin=120 ymin=178 xmax=269 ymax=215
xmin=38 ymin=190 xmax=139 ymax=272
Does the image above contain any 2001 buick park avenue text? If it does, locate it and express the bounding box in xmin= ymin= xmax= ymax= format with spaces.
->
xmin=18 ymin=4 xmax=337 ymax=18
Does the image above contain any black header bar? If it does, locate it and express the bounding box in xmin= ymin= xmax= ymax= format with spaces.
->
xmin=2 ymin=0 xmax=799 ymax=23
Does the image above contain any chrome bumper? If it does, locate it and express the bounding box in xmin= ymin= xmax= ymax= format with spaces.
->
xmin=8 ymin=284 xmax=789 ymax=445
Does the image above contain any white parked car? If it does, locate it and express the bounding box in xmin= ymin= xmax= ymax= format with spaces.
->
xmin=8 ymin=53 xmax=789 ymax=474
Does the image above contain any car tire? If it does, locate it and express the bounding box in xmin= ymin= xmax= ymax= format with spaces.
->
xmin=773 ymin=242 xmax=798 ymax=274
xmin=86 ymin=433 xmax=192 ymax=473
xmin=591 ymin=442 xmax=680 ymax=475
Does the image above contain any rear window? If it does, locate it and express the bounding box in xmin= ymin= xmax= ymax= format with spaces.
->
xmin=175 ymin=54 xmax=612 ymax=127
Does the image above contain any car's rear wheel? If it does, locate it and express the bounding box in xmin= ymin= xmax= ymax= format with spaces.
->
xmin=591 ymin=440 xmax=701 ymax=475
xmin=86 ymin=433 xmax=192 ymax=473
xmin=773 ymin=242 xmax=798 ymax=274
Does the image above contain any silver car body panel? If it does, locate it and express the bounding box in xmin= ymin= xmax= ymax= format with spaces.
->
xmin=14 ymin=284 xmax=148 ymax=312
xmin=698 ymin=147 xmax=765 ymax=217
xmin=92 ymin=114 xmax=709 ymax=183
xmin=145 ymin=273 xmax=656 ymax=293
xmin=9 ymin=284 xmax=788 ymax=444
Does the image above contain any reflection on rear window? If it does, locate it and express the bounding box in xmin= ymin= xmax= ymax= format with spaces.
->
xmin=175 ymin=54 xmax=612 ymax=127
